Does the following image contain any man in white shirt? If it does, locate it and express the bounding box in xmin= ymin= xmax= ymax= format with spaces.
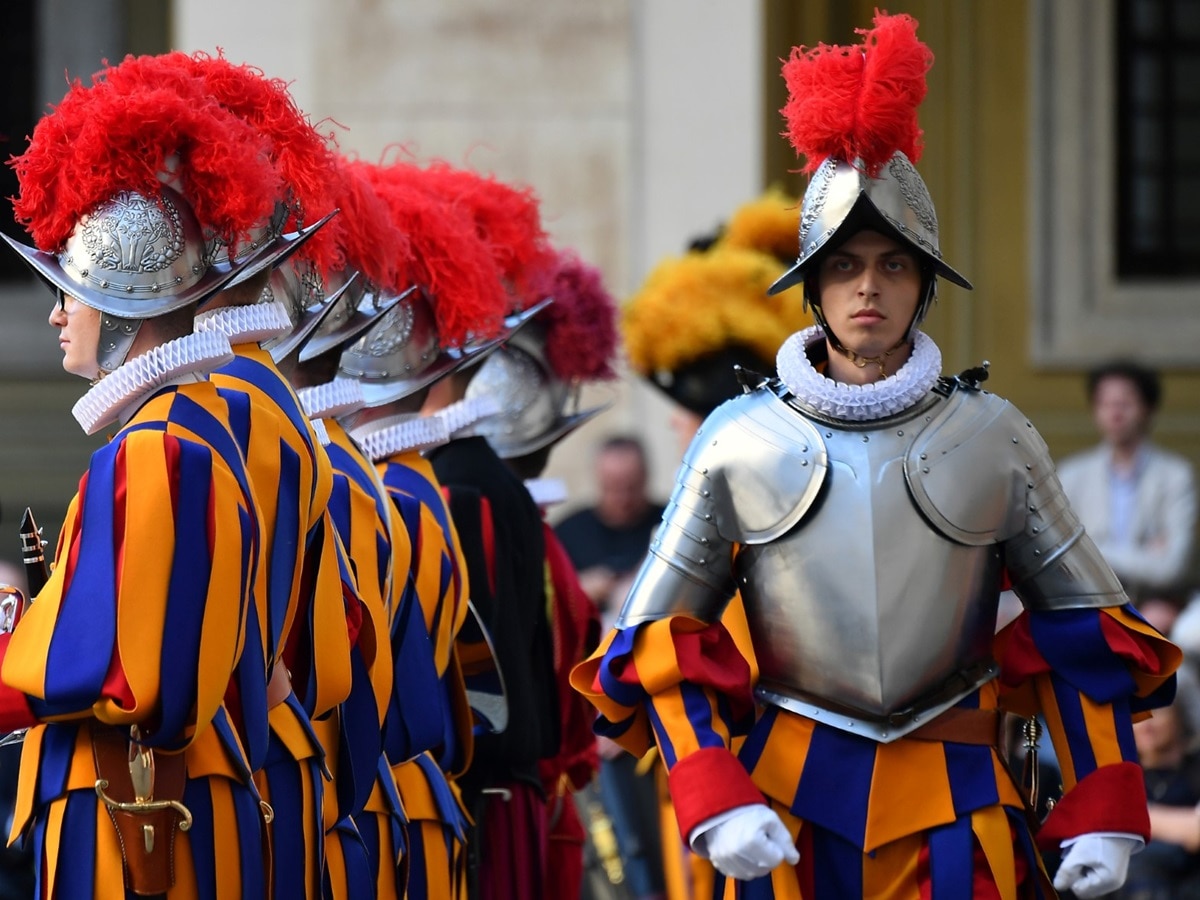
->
xmin=1058 ymin=361 xmax=1197 ymax=597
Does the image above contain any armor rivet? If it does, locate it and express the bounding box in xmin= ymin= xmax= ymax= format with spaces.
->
xmin=704 ymin=514 xmax=713 ymax=522
xmin=712 ymin=441 xmax=718 ymax=446
xmin=1012 ymin=437 xmax=1019 ymax=444
xmin=1027 ymin=482 xmax=1034 ymax=489
xmin=1031 ymin=527 xmax=1040 ymax=534
xmin=741 ymin=577 xmax=748 ymax=585
xmin=100 ymin=280 xmax=109 ymax=288
xmin=922 ymin=467 xmax=930 ymax=474
xmin=897 ymin=430 xmax=904 ymax=436
xmin=801 ymin=446 xmax=807 ymax=453
xmin=913 ymin=713 xmax=920 ymax=722
xmin=826 ymin=432 xmax=833 ymax=438
xmin=881 ymin=731 xmax=888 ymax=739
xmin=701 ymin=468 xmax=708 ymax=475
xmin=698 ymin=558 xmax=706 ymax=565
xmin=1026 ymin=464 xmax=1033 ymax=471
xmin=925 ymin=416 xmax=931 ymax=421
xmin=920 ymin=453 xmax=927 ymax=460
xmin=862 ymin=435 xmax=869 ymax=442
xmin=701 ymin=490 xmax=710 ymax=498
xmin=1034 ymin=550 xmax=1042 ymax=557
xmin=1029 ymin=505 xmax=1036 ymax=513
xmin=801 ymin=460 xmax=808 ymax=467
xmin=125 ymin=284 xmax=134 ymax=292
xmin=701 ymin=538 xmax=709 ymax=545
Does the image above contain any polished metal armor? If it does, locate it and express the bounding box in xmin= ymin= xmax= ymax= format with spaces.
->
xmin=615 ymin=380 xmax=1126 ymax=742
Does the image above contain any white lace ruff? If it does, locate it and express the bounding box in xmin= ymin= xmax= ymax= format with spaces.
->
xmin=436 ymin=394 xmax=503 ymax=440
xmin=72 ymin=331 xmax=235 ymax=435
xmin=775 ymin=326 xmax=942 ymax=422
xmin=297 ymin=378 xmax=366 ymax=422
xmin=193 ymin=299 xmax=292 ymax=345
xmin=350 ymin=413 xmax=450 ymax=462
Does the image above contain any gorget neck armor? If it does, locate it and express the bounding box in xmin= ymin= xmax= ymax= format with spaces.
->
xmin=193 ymin=298 xmax=292 ymax=346
xmin=72 ymin=330 xmax=235 ymax=435
xmin=350 ymin=413 xmax=450 ymax=462
xmin=297 ymin=377 xmax=366 ymax=422
xmin=776 ymin=325 xmax=942 ymax=422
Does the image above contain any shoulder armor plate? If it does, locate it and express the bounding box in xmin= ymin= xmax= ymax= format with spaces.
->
xmin=905 ymin=391 xmax=1043 ymax=545
xmin=692 ymin=387 xmax=829 ymax=545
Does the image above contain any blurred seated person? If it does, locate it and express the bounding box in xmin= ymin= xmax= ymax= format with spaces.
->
xmin=556 ymin=436 xmax=664 ymax=626
xmin=1057 ymin=361 xmax=1196 ymax=597
xmin=1119 ymin=664 xmax=1200 ymax=898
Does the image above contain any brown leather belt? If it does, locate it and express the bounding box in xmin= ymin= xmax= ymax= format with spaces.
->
xmin=907 ymin=706 xmax=1003 ymax=746
xmin=267 ymin=664 xmax=292 ymax=709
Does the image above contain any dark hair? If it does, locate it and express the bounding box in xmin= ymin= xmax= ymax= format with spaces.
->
xmin=598 ymin=435 xmax=646 ymax=465
xmin=1087 ymin=360 xmax=1162 ymax=412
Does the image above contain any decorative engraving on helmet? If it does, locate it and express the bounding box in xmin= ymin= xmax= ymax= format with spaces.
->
xmin=797 ymin=158 xmax=838 ymax=249
xmin=360 ymin=302 xmax=415 ymax=356
xmin=75 ymin=191 xmax=184 ymax=276
xmin=886 ymin=155 xmax=940 ymax=256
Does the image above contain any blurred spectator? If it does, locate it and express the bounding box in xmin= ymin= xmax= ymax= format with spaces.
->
xmin=556 ymin=436 xmax=664 ymax=630
xmin=1058 ymin=361 xmax=1197 ymax=598
xmin=558 ymin=440 xmax=666 ymax=900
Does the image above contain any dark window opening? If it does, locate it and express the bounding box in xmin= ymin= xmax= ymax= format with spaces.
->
xmin=1116 ymin=0 xmax=1200 ymax=278
xmin=0 ymin=2 xmax=37 ymax=281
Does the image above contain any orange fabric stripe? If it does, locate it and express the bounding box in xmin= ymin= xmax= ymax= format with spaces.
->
xmin=866 ymin=738 xmax=956 ymax=851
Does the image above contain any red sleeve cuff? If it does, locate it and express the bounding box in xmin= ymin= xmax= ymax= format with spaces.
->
xmin=1037 ymin=761 xmax=1150 ymax=849
xmin=0 ymin=634 xmax=36 ymax=732
xmin=668 ymin=745 xmax=764 ymax=841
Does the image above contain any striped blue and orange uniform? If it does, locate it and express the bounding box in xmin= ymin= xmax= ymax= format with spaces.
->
xmin=319 ymin=417 xmax=412 ymax=900
xmin=211 ymin=341 xmax=360 ymax=899
xmin=377 ymin=450 xmax=473 ymax=900
xmin=574 ymin=598 xmax=1179 ymax=899
xmin=0 ymin=382 xmax=270 ymax=899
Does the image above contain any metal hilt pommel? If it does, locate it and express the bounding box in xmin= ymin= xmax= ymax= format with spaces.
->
xmin=1021 ymin=715 xmax=1043 ymax=813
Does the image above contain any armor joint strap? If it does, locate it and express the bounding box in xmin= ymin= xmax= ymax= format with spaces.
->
xmin=906 ymin=706 xmax=1001 ymax=746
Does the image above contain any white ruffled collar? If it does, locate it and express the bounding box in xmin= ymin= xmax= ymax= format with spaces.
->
xmin=193 ymin=299 xmax=293 ymax=345
xmin=775 ymin=325 xmax=942 ymax=422
xmin=297 ymin=377 xmax=366 ymax=422
xmin=524 ymin=477 xmax=568 ymax=509
xmin=72 ymin=330 xmax=235 ymax=435
xmin=436 ymin=394 xmax=503 ymax=440
xmin=350 ymin=413 xmax=450 ymax=462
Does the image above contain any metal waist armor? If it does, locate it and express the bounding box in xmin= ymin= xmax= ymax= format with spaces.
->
xmin=616 ymin=380 xmax=1127 ymax=742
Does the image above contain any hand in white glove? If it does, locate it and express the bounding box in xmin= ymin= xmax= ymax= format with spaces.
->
xmin=693 ymin=804 xmax=800 ymax=882
xmin=1053 ymin=833 xmax=1141 ymax=898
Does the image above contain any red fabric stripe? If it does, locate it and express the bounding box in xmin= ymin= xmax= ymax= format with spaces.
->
xmin=0 ymin=634 xmax=36 ymax=730
xmin=667 ymin=746 xmax=764 ymax=841
xmin=479 ymin=496 xmax=497 ymax=599
xmin=1037 ymin=761 xmax=1150 ymax=848
xmin=996 ymin=614 xmax=1051 ymax=686
xmin=1098 ymin=613 xmax=1167 ymax=673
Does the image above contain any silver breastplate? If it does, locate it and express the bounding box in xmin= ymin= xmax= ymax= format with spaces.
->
xmin=739 ymin=398 xmax=1002 ymax=739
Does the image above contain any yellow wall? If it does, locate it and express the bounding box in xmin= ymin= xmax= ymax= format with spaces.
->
xmin=763 ymin=0 xmax=1200 ymax=470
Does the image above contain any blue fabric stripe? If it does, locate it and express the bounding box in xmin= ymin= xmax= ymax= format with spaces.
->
xmin=52 ymin=791 xmax=97 ymax=897
xmin=945 ymin=741 xmax=1000 ymax=815
xmin=262 ymin=752 xmax=314 ymax=899
xmin=595 ymin=628 xmax=646 ymax=709
xmin=1028 ymin=608 xmax=1137 ymax=702
xmin=646 ymin=701 xmax=678 ymax=769
xmin=220 ymin=386 xmax=253 ymax=459
xmin=1111 ymin=696 xmax=1139 ymax=762
xmin=40 ymin=444 xmax=118 ymax=713
xmin=232 ymin=781 xmax=267 ymax=900
xmin=738 ymin=705 xmax=777 ymax=776
xmin=385 ymin=568 xmax=444 ymax=764
xmin=793 ymin=726 xmax=873 ymax=847
xmin=154 ymin=442 xmax=216 ymax=748
xmin=219 ymin=353 xmax=313 ymax=442
xmin=337 ymin=646 xmax=384 ymax=821
xmin=183 ymin=778 xmax=218 ymax=900
xmin=679 ymin=681 xmax=724 ymax=749
xmin=928 ymin=814 xmax=974 ymax=898
xmin=809 ymin=823 xmax=863 ymax=899
xmin=35 ymin=723 xmax=79 ymax=807
xmin=407 ymin=824 xmax=430 ymax=899
xmin=413 ymin=752 xmax=468 ymax=840
xmin=268 ymin=441 xmax=303 ymax=660
xmin=1009 ymin=806 xmax=1051 ymax=900
xmin=1050 ymin=672 xmax=1098 ymax=778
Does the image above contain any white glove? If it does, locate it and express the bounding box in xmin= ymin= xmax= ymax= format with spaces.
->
xmin=1053 ymin=833 xmax=1141 ymax=898
xmin=692 ymin=804 xmax=800 ymax=881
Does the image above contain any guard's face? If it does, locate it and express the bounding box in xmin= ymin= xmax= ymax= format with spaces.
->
xmin=48 ymin=293 xmax=101 ymax=380
xmin=817 ymin=230 xmax=922 ymax=360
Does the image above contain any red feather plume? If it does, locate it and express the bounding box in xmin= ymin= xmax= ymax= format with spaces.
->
xmin=420 ymin=162 xmax=552 ymax=305
xmin=10 ymin=71 xmax=280 ymax=252
xmin=780 ymin=11 xmax=932 ymax=176
xmin=98 ymin=52 xmax=343 ymax=274
xmin=529 ymin=248 xmax=618 ymax=383
xmin=329 ymin=159 xmax=409 ymax=289
xmin=357 ymin=161 xmax=509 ymax=345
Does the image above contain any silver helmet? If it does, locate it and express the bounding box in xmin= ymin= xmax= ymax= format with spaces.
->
xmin=465 ymin=323 xmax=608 ymax=460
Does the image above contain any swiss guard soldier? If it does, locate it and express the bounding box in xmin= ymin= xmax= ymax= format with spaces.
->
xmin=573 ymin=13 xmax=1180 ymax=900
xmin=0 ymin=60 xmax=280 ymax=898
xmin=465 ymin=245 xmax=620 ymax=899
xmin=338 ymin=158 xmax=512 ymax=900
